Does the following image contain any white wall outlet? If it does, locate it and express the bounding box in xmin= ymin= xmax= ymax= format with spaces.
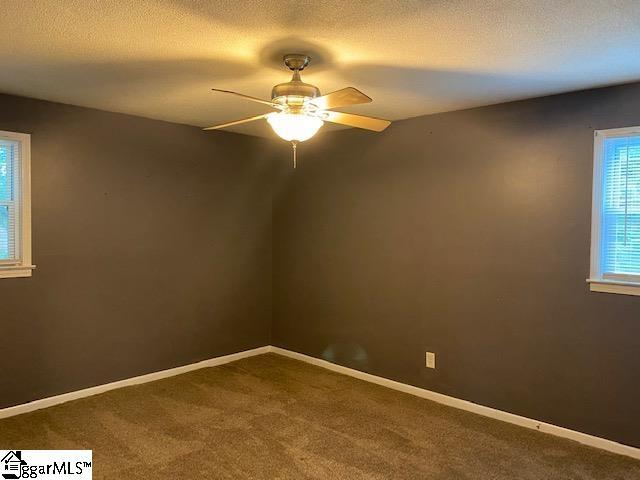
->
xmin=426 ymin=352 xmax=436 ymax=369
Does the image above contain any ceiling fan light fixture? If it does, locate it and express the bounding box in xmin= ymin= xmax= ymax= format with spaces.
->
xmin=204 ymin=54 xmax=390 ymax=167
xmin=266 ymin=112 xmax=323 ymax=142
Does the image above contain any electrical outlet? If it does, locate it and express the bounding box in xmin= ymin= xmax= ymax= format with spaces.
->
xmin=426 ymin=352 xmax=436 ymax=369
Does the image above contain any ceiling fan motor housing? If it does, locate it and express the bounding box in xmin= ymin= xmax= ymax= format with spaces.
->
xmin=271 ymin=54 xmax=321 ymax=110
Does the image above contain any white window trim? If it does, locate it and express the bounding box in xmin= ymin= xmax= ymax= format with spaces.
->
xmin=588 ymin=126 xmax=640 ymax=296
xmin=0 ymin=130 xmax=34 ymax=279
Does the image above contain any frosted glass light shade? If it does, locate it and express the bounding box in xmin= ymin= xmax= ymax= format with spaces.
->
xmin=266 ymin=112 xmax=323 ymax=142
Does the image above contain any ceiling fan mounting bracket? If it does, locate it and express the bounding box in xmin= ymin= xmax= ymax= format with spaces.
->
xmin=283 ymin=54 xmax=311 ymax=71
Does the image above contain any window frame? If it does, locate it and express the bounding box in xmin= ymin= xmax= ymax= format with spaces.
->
xmin=588 ymin=126 xmax=640 ymax=296
xmin=0 ymin=130 xmax=33 ymax=279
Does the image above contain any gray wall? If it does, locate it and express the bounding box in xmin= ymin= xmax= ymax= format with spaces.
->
xmin=272 ymin=83 xmax=640 ymax=448
xmin=2 ymin=82 xmax=639 ymax=449
xmin=0 ymin=94 xmax=273 ymax=409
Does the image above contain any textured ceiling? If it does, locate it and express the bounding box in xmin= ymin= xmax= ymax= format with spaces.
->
xmin=1 ymin=0 xmax=640 ymax=137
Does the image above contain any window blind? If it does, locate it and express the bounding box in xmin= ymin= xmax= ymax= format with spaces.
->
xmin=601 ymin=135 xmax=640 ymax=277
xmin=0 ymin=139 xmax=19 ymax=262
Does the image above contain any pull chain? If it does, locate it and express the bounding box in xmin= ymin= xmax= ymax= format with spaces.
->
xmin=291 ymin=141 xmax=298 ymax=169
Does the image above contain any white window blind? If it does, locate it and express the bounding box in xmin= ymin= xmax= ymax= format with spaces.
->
xmin=0 ymin=130 xmax=32 ymax=279
xmin=590 ymin=126 xmax=640 ymax=295
xmin=600 ymin=135 xmax=640 ymax=278
xmin=0 ymin=138 xmax=20 ymax=263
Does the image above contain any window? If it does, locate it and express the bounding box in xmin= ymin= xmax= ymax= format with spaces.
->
xmin=0 ymin=130 xmax=32 ymax=278
xmin=589 ymin=126 xmax=640 ymax=295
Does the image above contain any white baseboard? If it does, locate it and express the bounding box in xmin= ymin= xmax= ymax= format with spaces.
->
xmin=2 ymin=344 xmax=638 ymax=461
xmin=0 ymin=346 xmax=270 ymax=420
xmin=268 ymin=346 xmax=640 ymax=460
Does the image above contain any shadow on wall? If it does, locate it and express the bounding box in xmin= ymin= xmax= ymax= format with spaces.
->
xmin=322 ymin=342 xmax=370 ymax=371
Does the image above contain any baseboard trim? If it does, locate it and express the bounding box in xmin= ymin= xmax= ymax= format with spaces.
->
xmin=268 ymin=346 xmax=640 ymax=460
xmin=2 ymin=345 xmax=638 ymax=460
xmin=0 ymin=346 xmax=270 ymax=420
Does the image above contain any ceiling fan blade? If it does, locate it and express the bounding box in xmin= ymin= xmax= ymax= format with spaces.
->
xmin=310 ymin=87 xmax=372 ymax=110
xmin=321 ymin=111 xmax=390 ymax=132
xmin=211 ymin=89 xmax=278 ymax=108
xmin=202 ymin=114 xmax=269 ymax=130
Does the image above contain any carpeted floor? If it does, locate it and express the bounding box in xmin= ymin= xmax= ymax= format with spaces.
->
xmin=1 ymin=353 xmax=638 ymax=479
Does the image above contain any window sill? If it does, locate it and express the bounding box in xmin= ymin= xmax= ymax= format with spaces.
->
xmin=587 ymin=278 xmax=640 ymax=296
xmin=0 ymin=265 xmax=35 ymax=279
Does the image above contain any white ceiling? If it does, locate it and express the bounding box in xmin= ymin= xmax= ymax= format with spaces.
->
xmin=1 ymin=0 xmax=640 ymax=137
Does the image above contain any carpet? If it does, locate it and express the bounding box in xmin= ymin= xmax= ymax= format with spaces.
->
xmin=1 ymin=353 xmax=638 ymax=479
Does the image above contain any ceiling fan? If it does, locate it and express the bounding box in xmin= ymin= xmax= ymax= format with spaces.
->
xmin=203 ymin=54 xmax=391 ymax=167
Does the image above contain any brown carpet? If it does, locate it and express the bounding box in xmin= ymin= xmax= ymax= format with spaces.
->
xmin=1 ymin=353 xmax=638 ymax=479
